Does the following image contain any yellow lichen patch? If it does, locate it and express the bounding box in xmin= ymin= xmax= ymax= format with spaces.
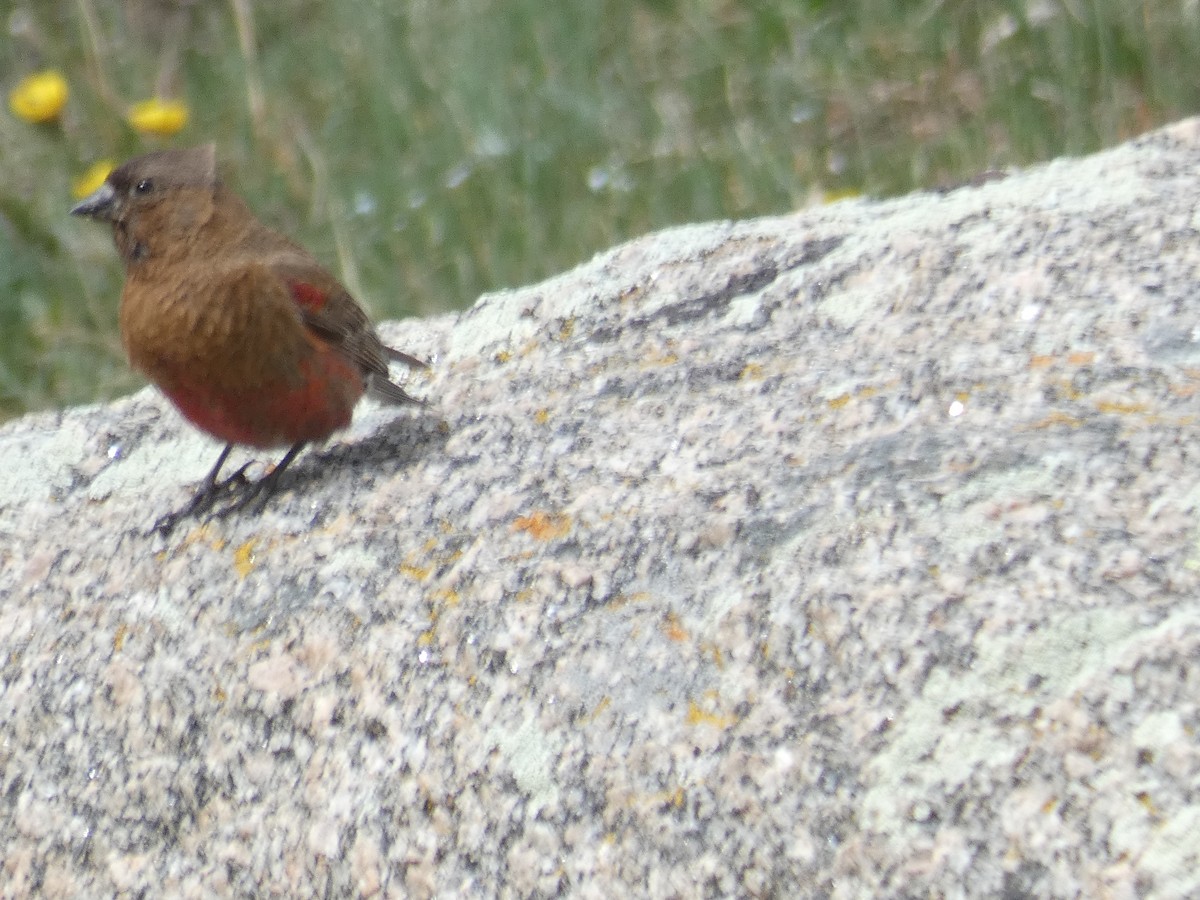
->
xmin=127 ymin=97 xmax=189 ymax=136
xmin=686 ymin=696 xmax=737 ymax=730
xmin=400 ymin=563 xmax=432 ymax=580
xmin=1033 ymin=351 xmax=1103 ymax=370
xmin=246 ymin=637 xmax=273 ymax=656
xmin=113 ymin=622 xmax=128 ymax=653
xmin=557 ymin=317 xmax=576 ymax=341
xmin=641 ymin=346 xmax=679 ymax=367
xmin=72 ymin=160 xmax=114 ymax=200
xmin=660 ymin=612 xmax=689 ymax=643
xmin=1095 ymin=400 xmax=1149 ymax=415
xmin=534 ymin=408 xmax=551 ymax=424
xmin=687 ymin=701 xmax=736 ymax=730
xmin=1136 ymin=792 xmax=1159 ymax=817
xmin=1082 ymin=724 xmax=1106 ymax=760
xmin=233 ymin=540 xmax=258 ymax=578
xmin=581 ymin=695 xmax=611 ymax=724
xmin=212 ymin=685 xmax=227 ymax=703
xmin=857 ymin=385 xmax=878 ymax=400
xmin=827 ymin=393 xmax=851 ymax=409
xmin=9 ymin=70 xmax=68 ymax=123
xmin=1023 ymin=412 xmax=1083 ymax=430
xmin=645 ymin=786 xmax=686 ymax=809
xmin=494 ymin=349 xmax=512 ymax=363
xmin=512 ymin=511 xmax=571 ymax=541
xmin=179 ymin=522 xmax=225 ymax=551
xmin=429 ymin=588 xmax=460 ymax=606
xmin=418 ymin=596 xmax=448 ymax=648
xmin=739 ymin=362 xmax=765 ymax=381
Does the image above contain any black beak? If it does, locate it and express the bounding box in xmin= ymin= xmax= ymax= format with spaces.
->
xmin=70 ymin=182 xmax=118 ymax=221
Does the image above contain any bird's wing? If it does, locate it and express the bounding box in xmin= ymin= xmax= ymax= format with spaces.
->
xmin=268 ymin=255 xmax=427 ymax=405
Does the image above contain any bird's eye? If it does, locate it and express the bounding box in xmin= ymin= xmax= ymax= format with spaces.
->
xmin=134 ymin=178 xmax=154 ymax=194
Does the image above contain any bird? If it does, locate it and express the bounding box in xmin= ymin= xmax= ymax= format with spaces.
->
xmin=71 ymin=144 xmax=427 ymax=534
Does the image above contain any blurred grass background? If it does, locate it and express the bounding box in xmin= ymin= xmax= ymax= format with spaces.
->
xmin=1 ymin=0 xmax=1198 ymax=421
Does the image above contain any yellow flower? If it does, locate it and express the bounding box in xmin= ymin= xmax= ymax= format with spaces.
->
xmin=127 ymin=97 xmax=189 ymax=136
xmin=72 ymin=160 xmax=115 ymax=200
xmin=9 ymin=70 xmax=69 ymax=124
xmin=822 ymin=188 xmax=862 ymax=204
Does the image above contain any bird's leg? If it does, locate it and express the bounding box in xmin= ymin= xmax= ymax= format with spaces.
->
xmin=150 ymin=443 xmax=250 ymax=536
xmin=213 ymin=442 xmax=307 ymax=520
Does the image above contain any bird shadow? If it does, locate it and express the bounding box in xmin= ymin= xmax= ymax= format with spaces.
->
xmin=270 ymin=408 xmax=449 ymax=502
xmin=142 ymin=408 xmax=449 ymax=537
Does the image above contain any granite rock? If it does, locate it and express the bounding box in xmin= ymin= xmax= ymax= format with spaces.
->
xmin=4 ymin=119 xmax=1200 ymax=897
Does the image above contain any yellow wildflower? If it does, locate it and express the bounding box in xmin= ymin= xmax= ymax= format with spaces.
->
xmin=822 ymin=188 xmax=862 ymax=204
xmin=9 ymin=70 xmax=69 ymax=124
xmin=72 ymin=160 xmax=115 ymax=200
xmin=127 ymin=98 xmax=189 ymax=136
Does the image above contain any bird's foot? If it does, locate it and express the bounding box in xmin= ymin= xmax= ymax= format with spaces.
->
xmin=208 ymin=474 xmax=278 ymax=522
xmin=149 ymin=443 xmax=304 ymax=537
xmin=149 ymin=463 xmax=253 ymax=536
xmin=206 ymin=443 xmax=304 ymax=524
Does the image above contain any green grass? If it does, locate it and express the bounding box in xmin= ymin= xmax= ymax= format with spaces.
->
xmin=1 ymin=0 xmax=1198 ymax=419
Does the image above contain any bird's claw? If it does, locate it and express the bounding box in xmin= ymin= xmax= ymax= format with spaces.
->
xmin=148 ymin=464 xmax=255 ymax=537
xmin=208 ymin=479 xmax=273 ymax=522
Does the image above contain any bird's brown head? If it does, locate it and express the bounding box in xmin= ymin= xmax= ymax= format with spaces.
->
xmin=71 ymin=144 xmax=220 ymax=266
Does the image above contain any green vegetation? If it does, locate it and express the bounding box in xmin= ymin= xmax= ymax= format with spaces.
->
xmin=1 ymin=0 xmax=1198 ymax=419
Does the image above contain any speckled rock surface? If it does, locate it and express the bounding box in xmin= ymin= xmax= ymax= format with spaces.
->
xmin=5 ymin=119 xmax=1200 ymax=898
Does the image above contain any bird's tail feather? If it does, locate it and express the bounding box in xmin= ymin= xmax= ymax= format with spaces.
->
xmin=385 ymin=346 xmax=429 ymax=370
xmin=368 ymin=374 xmax=424 ymax=406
